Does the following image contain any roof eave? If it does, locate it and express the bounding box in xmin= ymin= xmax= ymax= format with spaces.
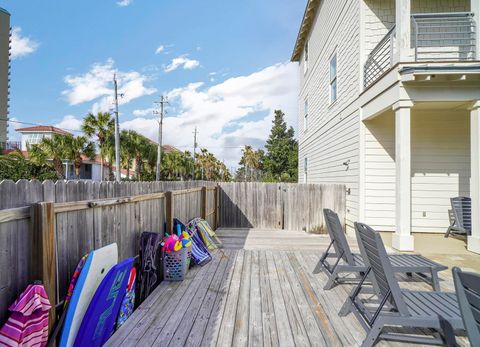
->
xmin=291 ymin=0 xmax=320 ymax=62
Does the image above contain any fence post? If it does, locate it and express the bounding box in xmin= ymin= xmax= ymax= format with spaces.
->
xmin=31 ymin=202 xmax=57 ymax=331
xmin=214 ymin=185 xmax=220 ymax=230
xmin=201 ymin=186 xmax=207 ymax=220
xmin=165 ymin=191 xmax=174 ymax=234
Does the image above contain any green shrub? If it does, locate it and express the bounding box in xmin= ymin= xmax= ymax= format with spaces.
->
xmin=0 ymin=155 xmax=57 ymax=181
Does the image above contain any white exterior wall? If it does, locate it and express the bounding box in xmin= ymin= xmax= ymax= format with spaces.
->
xmin=91 ymin=163 xmax=102 ymax=181
xmin=21 ymin=132 xmax=53 ymax=151
xmin=298 ymin=0 xmax=361 ymax=232
xmin=364 ymin=112 xmax=396 ymax=231
xmin=364 ymin=109 xmax=470 ymax=232
xmin=411 ymin=110 xmax=470 ymax=232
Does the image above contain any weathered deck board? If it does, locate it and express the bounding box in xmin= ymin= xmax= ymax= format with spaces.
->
xmin=107 ymin=229 xmax=470 ymax=347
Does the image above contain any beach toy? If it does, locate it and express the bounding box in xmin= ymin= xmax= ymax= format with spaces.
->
xmin=176 ymin=223 xmax=182 ymax=236
xmin=163 ymin=235 xmax=182 ymax=252
xmin=179 ymin=231 xmax=192 ymax=248
xmin=181 ymin=238 xmax=192 ymax=248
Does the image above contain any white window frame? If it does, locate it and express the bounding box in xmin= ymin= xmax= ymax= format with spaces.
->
xmin=303 ymin=41 xmax=309 ymax=75
xmin=303 ymin=157 xmax=308 ymax=184
xmin=303 ymin=98 xmax=308 ymax=132
xmin=329 ymin=53 xmax=337 ymax=104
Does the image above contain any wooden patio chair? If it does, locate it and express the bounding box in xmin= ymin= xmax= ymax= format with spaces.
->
xmin=340 ymin=222 xmax=465 ymax=347
xmin=445 ymin=197 xmax=472 ymax=238
xmin=451 ymin=267 xmax=480 ymax=346
xmin=319 ymin=209 xmax=447 ymax=290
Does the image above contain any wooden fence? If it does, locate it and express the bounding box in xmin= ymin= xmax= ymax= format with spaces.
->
xmin=0 ymin=180 xmax=217 ymax=326
xmin=0 ymin=180 xmax=345 ymax=327
xmin=218 ymin=182 xmax=346 ymax=232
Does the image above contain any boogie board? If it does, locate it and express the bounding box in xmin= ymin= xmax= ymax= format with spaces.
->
xmin=73 ymin=257 xmax=134 ymax=347
xmin=59 ymin=243 xmax=118 ymax=347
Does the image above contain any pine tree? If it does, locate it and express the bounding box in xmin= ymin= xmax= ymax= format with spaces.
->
xmin=264 ymin=110 xmax=298 ymax=182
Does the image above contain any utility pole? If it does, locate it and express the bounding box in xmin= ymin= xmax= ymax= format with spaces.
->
xmin=154 ymin=95 xmax=168 ymax=181
xmin=192 ymin=127 xmax=198 ymax=180
xmin=113 ymin=73 xmax=121 ymax=182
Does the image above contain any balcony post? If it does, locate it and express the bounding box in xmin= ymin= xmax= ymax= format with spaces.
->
xmin=468 ymin=101 xmax=480 ymax=254
xmin=473 ymin=0 xmax=480 ymax=59
xmin=392 ymin=100 xmax=414 ymax=251
xmin=395 ymin=0 xmax=412 ymax=62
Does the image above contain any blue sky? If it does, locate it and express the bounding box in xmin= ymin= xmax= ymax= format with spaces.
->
xmin=4 ymin=0 xmax=303 ymax=168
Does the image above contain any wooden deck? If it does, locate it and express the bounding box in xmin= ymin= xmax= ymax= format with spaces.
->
xmin=106 ymin=229 xmax=468 ymax=347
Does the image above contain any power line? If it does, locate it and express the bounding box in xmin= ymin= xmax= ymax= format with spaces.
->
xmin=1 ymin=118 xmax=261 ymax=150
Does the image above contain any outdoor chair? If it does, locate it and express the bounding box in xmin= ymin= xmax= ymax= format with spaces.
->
xmin=318 ymin=209 xmax=447 ymax=290
xmin=340 ymin=222 xmax=465 ymax=347
xmin=451 ymin=267 xmax=480 ymax=346
xmin=445 ymin=197 xmax=472 ymax=238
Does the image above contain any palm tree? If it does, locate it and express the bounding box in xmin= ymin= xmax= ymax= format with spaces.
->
xmin=63 ymin=135 xmax=96 ymax=179
xmin=120 ymin=130 xmax=136 ymax=179
xmin=28 ymin=134 xmax=68 ymax=179
xmin=129 ymin=132 xmax=147 ymax=179
xmin=182 ymin=151 xmax=194 ymax=180
xmin=82 ymin=112 xmax=114 ymax=180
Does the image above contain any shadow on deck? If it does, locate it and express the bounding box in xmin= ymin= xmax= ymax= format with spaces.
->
xmin=106 ymin=229 xmax=469 ymax=347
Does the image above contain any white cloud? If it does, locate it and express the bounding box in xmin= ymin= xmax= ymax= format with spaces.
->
xmin=121 ymin=62 xmax=298 ymax=168
xmin=55 ymin=115 xmax=83 ymax=133
xmin=10 ymin=27 xmax=39 ymax=59
xmin=62 ymin=58 xmax=157 ymax=112
xmin=117 ymin=0 xmax=132 ymax=6
xmin=133 ymin=108 xmax=155 ymax=117
xmin=164 ymin=56 xmax=200 ymax=73
xmin=155 ymin=45 xmax=165 ymax=54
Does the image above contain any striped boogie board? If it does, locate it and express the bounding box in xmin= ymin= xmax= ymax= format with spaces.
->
xmin=74 ymin=257 xmax=134 ymax=347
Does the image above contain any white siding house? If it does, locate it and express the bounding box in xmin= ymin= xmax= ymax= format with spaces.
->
xmin=16 ymin=125 xmax=105 ymax=181
xmin=292 ymin=0 xmax=480 ymax=254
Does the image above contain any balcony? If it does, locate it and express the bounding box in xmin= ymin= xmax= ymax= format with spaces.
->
xmin=0 ymin=140 xmax=21 ymax=151
xmin=364 ymin=12 xmax=477 ymax=88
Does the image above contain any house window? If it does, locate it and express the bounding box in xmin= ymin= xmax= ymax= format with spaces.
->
xmin=304 ymin=157 xmax=308 ymax=184
xmin=329 ymin=53 xmax=337 ymax=104
xmin=304 ymin=98 xmax=308 ymax=131
xmin=303 ymin=41 xmax=308 ymax=74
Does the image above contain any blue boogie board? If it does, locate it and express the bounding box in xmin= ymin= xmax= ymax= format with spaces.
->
xmin=60 ymin=243 xmax=118 ymax=347
xmin=73 ymin=257 xmax=134 ymax=347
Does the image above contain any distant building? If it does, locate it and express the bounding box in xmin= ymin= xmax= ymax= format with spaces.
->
xmin=0 ymin=8 xmax=10 ymax=145
xmin=16 ymin=125 xmax=71 ymax=151
xmin=14 ymin=125 xmax=180 ymax=181
xmin=16 ymin=125 xmax=104 ymax=180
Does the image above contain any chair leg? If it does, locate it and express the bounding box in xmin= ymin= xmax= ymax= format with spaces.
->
xmin=323 ymin=268 xmax=339 ymax=290
xmin=445 ymin=226 xmax=452 ymax=238
xmin=431 ymin=270 xmax=441 ymax=291
xmin=339 ymin=295 xmax=354 ymax=316
xmin=361 ymin=321 xmax=383 ymax=347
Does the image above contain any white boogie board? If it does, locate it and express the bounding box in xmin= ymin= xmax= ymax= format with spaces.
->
xmin=59 ymin=243 xmax=118 ymax=347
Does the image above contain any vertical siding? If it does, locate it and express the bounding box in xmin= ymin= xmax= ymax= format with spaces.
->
xmin=298 ymin=0 xmax=360 ymax=232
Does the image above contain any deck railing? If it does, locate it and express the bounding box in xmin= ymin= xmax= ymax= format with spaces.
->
xmin=0 ymin=140 xmax=21 ymax=151
xmin=412 ymin=12 xmax=476 ymax=62
xmin=364 ymin=12 xmax=477 ymax=88
xmin=364 ymin=26 xmax=396 ymax=89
